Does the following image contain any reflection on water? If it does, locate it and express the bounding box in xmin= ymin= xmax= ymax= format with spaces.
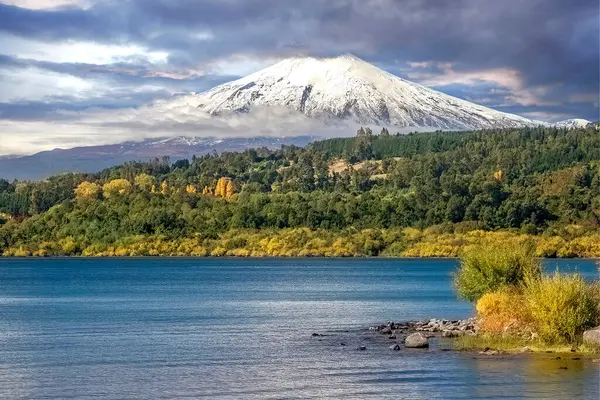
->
xmin=0 ymin=257 xmax=597 ymax=399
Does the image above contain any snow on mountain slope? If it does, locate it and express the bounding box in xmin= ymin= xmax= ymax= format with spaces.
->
xmin=170 ymin=54 xmax=542 ymax=130
xmin=553 ymin=118 xmax=591 ymax=129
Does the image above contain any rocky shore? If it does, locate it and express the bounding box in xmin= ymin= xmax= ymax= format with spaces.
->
xmin=368 ymin=318 xmax=478 ymax=349
xmin=311 ymin=319 xmax=600 ymax=359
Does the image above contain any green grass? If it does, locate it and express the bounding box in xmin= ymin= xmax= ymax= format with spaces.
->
xmin=451 ymin=334 xmax=600 ymax=354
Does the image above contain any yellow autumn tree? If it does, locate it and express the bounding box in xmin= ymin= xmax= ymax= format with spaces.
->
xmin=102 ymin=179 xmax=132 ymax=198
xmin=215 ymin=177 xmax=235 ymax=199
xmin=74 ymin=181 xmax=101 ymax=200
xmin=225 ymin=180 xmax=235 ymax=200
xmin=134 ymin=173 xmax=154 ymax=191
xmin=185 ymin=184 xmax=197 ymax=194
xmin=494 ymin=169 xmax=503 ymax=181
xmin=202 ymin=186 xmax=214 ymax=196
xmin=160 ymin=181 xmax=170 ymax=195
xmin=215 ymin=177 xmax=228 ymax=198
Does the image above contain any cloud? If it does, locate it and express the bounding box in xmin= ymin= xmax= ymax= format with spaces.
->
xmin=0 ymin=0 xmax=597 ymax=153
xmin=0 ymin=102 xmax=353 ymax=154
xmin=0 ymin=0 xmax=89 ymax=9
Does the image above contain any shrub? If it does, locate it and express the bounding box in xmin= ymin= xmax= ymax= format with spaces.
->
xmin=524 ymin=272 xmax=599 ymax=344
xmin=476 ymin=287 xmax=532 ymax=335
xmin=454 ymin=241 xmax=541 ymax=301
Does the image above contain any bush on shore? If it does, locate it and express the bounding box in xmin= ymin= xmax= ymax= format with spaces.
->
xmin=459 ymin=243 xmax=600 ymax=348
xmin=475 ymin=288 xmax=532 ymax=335
xmin=454 ymin=241 xmax=541 ymax=301
xmin=524 ymin=272 xmax=599 ymax=344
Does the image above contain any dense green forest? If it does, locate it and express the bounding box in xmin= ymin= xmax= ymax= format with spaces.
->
xmin=0 ymin=126 xmax=598 ymax=257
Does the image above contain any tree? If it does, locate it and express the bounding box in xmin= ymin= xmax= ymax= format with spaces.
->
xmin=102 ymin=179 xmax=132 ymax=198
xmin=355 ymin=127 xmax=374 ymax=160
xmin=134 ymin=174 xmax=155 ymax=191
xmin=225 ymin=180 xmax=235 ymax=200
xmin=75 ymin=181 xmax=101 ymax=200
xmin=160 ymin=181 xmax=169 ymax=195
xmin=185 ymin=185 xmax=197 ymax=194
xmin=215 ymin=177 xmax=233 ymax=198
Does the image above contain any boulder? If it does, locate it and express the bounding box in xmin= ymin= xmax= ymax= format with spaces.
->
xmin=442 ymin=330 xmax=459 ymax=338
xmin=390 ymin=344 xmax=401 ymax=351
xmin=405 ymin=332 xmax=429 ymax=348
xmin=583 ymin=327 xmax=600 ymax=346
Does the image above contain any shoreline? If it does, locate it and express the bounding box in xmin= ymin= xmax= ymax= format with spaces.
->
xmin=1 ymin=255 xmax=598 ymax=260
xmin=311 ymin=319 xmax=600 ymax=357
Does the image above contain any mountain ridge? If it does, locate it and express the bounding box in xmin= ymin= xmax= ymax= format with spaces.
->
xmin=0 ymin=136 xmax=316 ymax=181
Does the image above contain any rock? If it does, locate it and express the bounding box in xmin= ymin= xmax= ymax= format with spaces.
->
xmin=358 ymin=346 xmax=367 ymax=351
xmin=479 ymin=349 xmax=499 ymax=355
xmin=380 ymin=327 xmax=393 ymax=335
xmin=388 ymin=335 xmax=396 ymax=339
xmin=340 ymin=342 xmax=346 ymax=346
xmin=583 ymin=326 xmax=600 ymax=346
xmin=311 ymin=333 xmax=324 ymax=337
xmin=442 ymin=330 xmax=459 ymax=338
xmin=405 ymin=332 xmax=429 ymax=348
xmin=390 ymin=344 xmax=401 ymax=351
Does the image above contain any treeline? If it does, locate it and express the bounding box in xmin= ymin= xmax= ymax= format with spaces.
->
xmin=0 ymin=126 xmax=598 ymax=257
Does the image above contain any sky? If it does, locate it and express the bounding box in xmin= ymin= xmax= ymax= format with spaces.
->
xmin=0 ymin=0 xmax=598 ymax=154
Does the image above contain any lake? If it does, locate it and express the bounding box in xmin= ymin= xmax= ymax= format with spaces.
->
xmin=0 ymin=258 xmax=598 ymax=399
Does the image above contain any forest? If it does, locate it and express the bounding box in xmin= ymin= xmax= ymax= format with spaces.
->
xmin=0 ymin=125 xmax=598 ymax=257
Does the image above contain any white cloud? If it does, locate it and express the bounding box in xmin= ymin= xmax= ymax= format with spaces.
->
xmin=0 ymin=67 xmax=99 ymax=102
xmin=404 ymin=61 xmax=558 ymax=107
xmin=1 ymin=34 xmax=169 ymax=65
xmin=0 ymin=0 xmax=90 ymax=9
xmin=0 ymin=99 xmax=350 ymax=155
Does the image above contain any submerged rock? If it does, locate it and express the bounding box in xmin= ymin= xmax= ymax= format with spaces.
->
xmin=390 ymin=344 xmax=401 ymax=351
xmin=405 ymin=332 xmax=429 ymax=348
xmin=583 ymin=326 xmax=600 ymax=345
xmin=478 ymin=348 xmax=500 ymax=355
xmin=380 ymin=327 xmax=393 ymax=335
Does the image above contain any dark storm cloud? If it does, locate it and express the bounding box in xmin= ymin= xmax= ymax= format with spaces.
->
xmin=0 ymin=0 xmax=598 ymax=119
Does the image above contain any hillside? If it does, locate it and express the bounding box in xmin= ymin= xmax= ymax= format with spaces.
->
xmin=0 ymin=126 xmax=598 ymax=257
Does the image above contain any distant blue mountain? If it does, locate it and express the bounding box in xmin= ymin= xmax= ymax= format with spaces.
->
xmin=0 ymin=136 xmax=315 ymax=180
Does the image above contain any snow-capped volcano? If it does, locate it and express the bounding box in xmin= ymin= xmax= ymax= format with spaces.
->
xmin=172 ymin=54 xmax=541 ymax=130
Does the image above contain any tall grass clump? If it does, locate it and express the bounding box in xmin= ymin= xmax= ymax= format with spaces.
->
xmin=524 ymin=272 xmax=599 ymax=344
xmin=454 ymin=241 xmax=541 ymax=301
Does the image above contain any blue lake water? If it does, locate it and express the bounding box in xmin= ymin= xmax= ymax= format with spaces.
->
xmin=0 ymin=258 xmax=598 ymax=399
